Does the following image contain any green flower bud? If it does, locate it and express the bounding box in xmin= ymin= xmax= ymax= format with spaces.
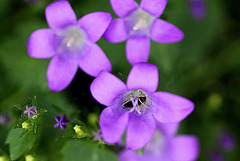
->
xmin=22 ymin=122 xmax=30 ymax=129
xmin=74 ymin=125 xmax=84 ymax=136
xmin=25 ymin=155 xmax=35 ymax=161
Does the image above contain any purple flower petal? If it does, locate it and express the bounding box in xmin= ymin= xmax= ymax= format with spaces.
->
xmin=126 ymin=113 xmax=156 ymax=150
xmin=140 ymin=0 xmax=167 ymax=18
xmin=78 ymin=44 xmax=112 ymax=77
xmin=126 ymin=37 xmax=150 ymax=65
xmin=104 ymin=18 xmax=128 ymax=43
xmin=28 ymin=29 xmax=56 ymax=59
xmin=169 ymin=135 xmax=199 ymax=161
xmin=127 ymin=63 xmax=158 ymax=93
xmin=153 ymin=92 xmax=194 ymax=123
xmin=55 ymin=116 xmax=60 ymax=122
xmin=78 ymin=12 xmax=112 ymax=42
xmin=60 ymin=123 xmax=66 ymax=130
xmin=110 ymin=0 xmax=138 ymax=17
xmin=60 ymin=114 xmax=65 ymax=122
xmin=150 ymin=19 xmax=184 ymax=43
xmin=90 ymin=71 xmax=127 ymax=106
xmin=157 ymin=122 xmax=179 ymax=137
xmin=100 ymin=107 xmax=129 ymax=144
xmin=47 ymin=55 xmax=78 ymax=92
xmin=119 ymin=150 xmax=141 ymax=161
xmin=54 ymin=122 xmax=60 ymax=128
xmin=45 ymin=0 xmax=77 ymax=30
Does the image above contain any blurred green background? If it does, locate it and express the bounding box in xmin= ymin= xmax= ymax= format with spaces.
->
xmin=0 ymin=0 xmax=239 ymax=160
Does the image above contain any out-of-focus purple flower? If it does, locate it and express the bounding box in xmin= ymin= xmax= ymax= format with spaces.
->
xmin=218 ymin=132 xmax=236 ymax=152
xmin=209 ymin=151 xmax=225 ymax=161
xmin=119 ymin=122 xmax=199 ymax=161
xmin=92 ymin=130 xmax=104 ymax=142
xmin=28 ymin=0 xmax=112 ymax=92
xmin=188 ymin=0 xmax=207 ymax=20
xmin=24 ymin=106 xmax=37 ymax=118
xmin=90 ymin=63 xmax=194 ymax=150
xmin=0 ymin=113 xmax=11 ymax=126
xmin=104 ymin=0 xmax=184 ymax=65
xmin=54 ymin=114 xmax=69 ymax=130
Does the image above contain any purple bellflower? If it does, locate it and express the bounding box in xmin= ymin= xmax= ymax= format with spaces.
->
xmin=188 ymin=0 xmax=207 ymax=20
xmin=28 ymin=0 xmax=112 ymax=92
xmin=24 ymin=105 xmax=37 ymax=118
xmin=104 ymin=0 xmax=184 ymax=65
xmin=119 ymin=122 xmax=199 ymax=161
xmin=54 ymin=114 xmax=69 ymax=130
xmin=90 ymin=63 xmax=194 ymax=150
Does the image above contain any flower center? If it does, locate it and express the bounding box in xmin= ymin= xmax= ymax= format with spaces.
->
xmin=121 ymin=89 xmax=151 ymax=115
xmin=56 ymin=25 xmax=87 ymax=56
xmin=125 ymin=9 xmax=155 ymax=37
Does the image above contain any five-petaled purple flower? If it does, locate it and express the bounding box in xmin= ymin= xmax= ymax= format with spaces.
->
xmin=90 ymin=63 xmax=194 ymax=150
xmin=104 ymin=0 xmax=184 ymax=65
xmin=119 ymin=122 xmax=199 ymax=161
xmin=28 ymin=0 xmax=112 ymax=92
xmin=54 ymin=114 xmax=69 ymax=130
xmin=24 ymin=105 xmax=37 ymax=118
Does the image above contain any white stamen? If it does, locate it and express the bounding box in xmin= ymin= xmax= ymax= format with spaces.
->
xmin=133 ymin=17 xmax=147 ymax=31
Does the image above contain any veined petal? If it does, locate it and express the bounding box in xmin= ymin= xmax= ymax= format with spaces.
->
xmin=110 ymin=0 xmax=138 ymax=17
xmin=90 ymin=71 xmax=127 ymax=106
xmin=126 ymin=113 xmax=156 ymax=150
xmin=140 ymin=0 xmax=168 ymax=18
xmin=119 ymin=150 xmax=141 ymax=161
xmin=78 ymin=12 xmax=112 ymax=42
xmin=150 ymin=19 xmax=184 ymax=43
xmin=169 ymin=135 xmax=199 ymax=161
xmin=153 ymin=92 xmax=194 ymax=123
xmin=78 ymin=44 xmax=112 ymax=77
xmin=126 ymin=36 xmax=150 ymax=65
xmin=127 ymin=63 xmax=158 ymax=93
xmin=28 ymin=29 xmax=56 ymax=59
xmin=47 ymin=55 xmax=78 ymax=92
xmin=104 ymin=18 xmax=128 ymax=43
xmin=45 ymin=0 xmax=77 ymax=30
xmin=100 ymin=107 xmax=129 ymax=144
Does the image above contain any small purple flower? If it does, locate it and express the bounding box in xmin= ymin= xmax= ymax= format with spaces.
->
xmin=209 ymin=151 xmax=225 ymax=161
xmin=119 ymin=122 xmax=199 ymax=161
xmin=0 ymin=113 xmax=11 ymax=126
xmin=104 ymin=0 xmax=184 ymax=65
xmin=188 ymin=0 xmax=207 ymax=20
xmin=54 ymin=114 xmax=69 ymax=130
xmin=28 ymin=0 xmax=112 ymax=92
xmin=24 ymin=106 xmax=37 ymax=118
xmin=92 ymin=130 xmax=104 ymax=142
xmin=90 ymin=63 xmax=194 ymax=150
xmin=218 ymin=132 xmax=236 ymax=152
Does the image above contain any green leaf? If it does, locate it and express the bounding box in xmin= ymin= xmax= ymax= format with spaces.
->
xmin=32 ymin=96 xmax=37 ymax=107
xmin=5 ymin=128 xmax=36 ymax=160
xmin=62 ymin=140 xmax=118 ymax=161
xmin=37 ymin=108 xmax=47 ymax=115
xmin=13 ymin=104 xmax=26 ymax=111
